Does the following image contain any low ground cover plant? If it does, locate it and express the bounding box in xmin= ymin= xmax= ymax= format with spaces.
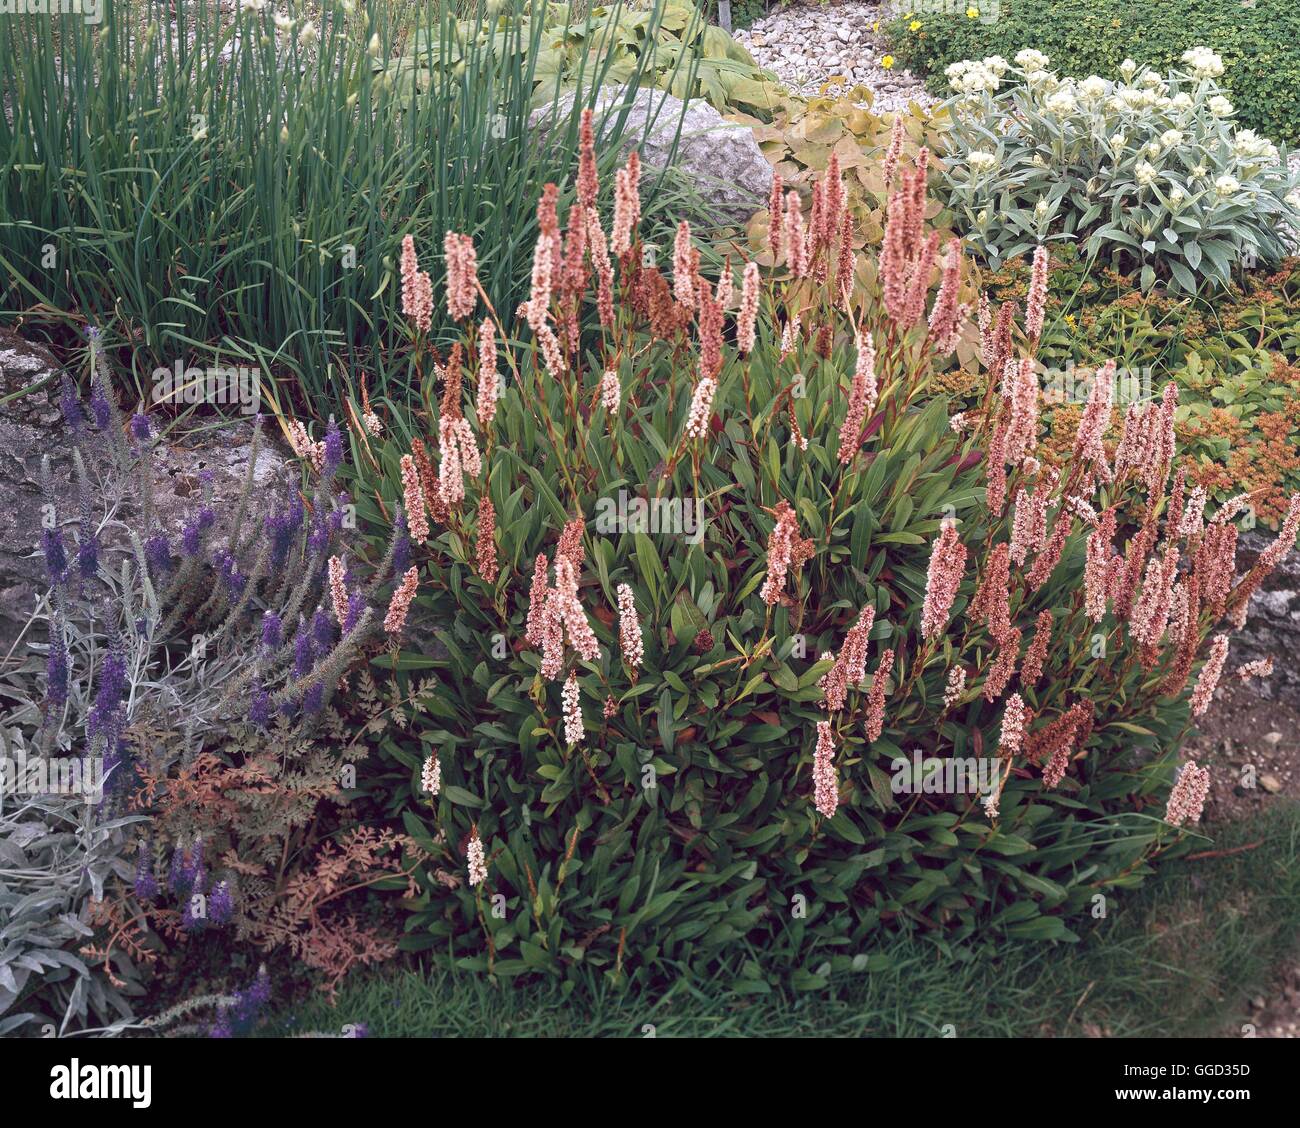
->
xmin=979 ymin=253 xmax=1300 ymax=527
xmin=736 ymin=91 xmax=948 ymax=250
xmin=340 ymin=117 xmax=1299 ymax=988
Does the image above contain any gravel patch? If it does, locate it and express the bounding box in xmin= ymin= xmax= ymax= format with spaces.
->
xmin=734 ymin=1 xmax=937 ymax=114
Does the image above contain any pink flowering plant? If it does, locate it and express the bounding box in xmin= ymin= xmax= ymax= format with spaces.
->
xmin=350 ymin=113 xmax=1300 ymax=985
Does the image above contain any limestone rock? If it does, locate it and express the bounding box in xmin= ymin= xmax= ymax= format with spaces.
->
xmin=530 ymin=86 xmax=775 ymax=223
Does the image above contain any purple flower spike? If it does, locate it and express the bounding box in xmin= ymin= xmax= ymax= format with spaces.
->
xmin=392 ymin=512 xmax=410 ymax=577
xmin=343 ymin=590 xmax=366 ymax=634
xmin=168 ymin=842 xmax=187 ymax=894
xmin=209 ymin=1005 xmax=233 ymax=1040
xmin=145 ymin=533 xmax=172 ymax=577
xmin=181 ymin=506 xmax=214 ymax=557
xmin=41 ymin=528 xmax=69 ymax=584
xmin=59 ymin=375 xmax=84 ymax=434
xmin=249 ymin=686 xmax=273 ymax=729
xmin=247 ymin=967 xmax=271 ymax=1009
xmin=130 ymin=412 xmax=151 ymax=443
xmin=303 ymin=682 xmax=324 ymax=715
xmin=219 ymin=967 xmax=274 ymax=1038
xmin=294 ymin=627 xmax=314 ymax=679
xmin=78 ymin=531 xmax=99 ymax=580
xmin=210 ymin=881 xmax=234 ymax=925
xmin=261 ymin=611 xmax=283 ymax=652
xmin=88 ymin=378 xmax=111 ymax=431
xmin=187 ymin=837 xmax=205 ymax=886
xmin=134 ymin=841 xmax=158 ymax=902
xmin=215 ymin=551 xmax=245 ymax=599
xmin=46 ymin=622 xmax=68 ymax=708
xmin=307 ymin=513 xmax=330 ymax=555
xmin=323 ymin=417 xmax=344 ymax=479
xmin=264 ymin=493 xmax=303 ymax=568
xmin=87 ymin=650 xmax=128 ymax=751
xmin=311 ymin=609 xmax=333 ymax=653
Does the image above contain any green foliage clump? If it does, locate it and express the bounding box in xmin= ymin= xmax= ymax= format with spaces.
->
xmin=887 ymin=0 xmax=1300 ymax=145
xmin=392 ymin=2 xmax=783 ymax=118
xmin=351 ymin=145 xmax=1273 ymax=990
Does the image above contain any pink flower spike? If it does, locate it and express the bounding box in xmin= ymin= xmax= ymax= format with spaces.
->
xmin=921 ymin=518 xmax=967 ymax=641
xmin=443 ymin=232 xmax=479 ymax=321
xmin=1190 ymin=634 xmax=1230 ymax=716
xmin=383 ymin=566 xmax=419 ymax=635
xmin=616 ymin=582 xmax=643 ymax=674
xmin=1024 ymin=244 xmax=1049 ymax=342
xmin=813 ymin=719 xmax=838 ymax=818
xmin=1164 ymin=760 xmax=1211 ymax=826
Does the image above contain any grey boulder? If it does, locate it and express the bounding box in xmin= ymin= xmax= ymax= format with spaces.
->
xmin=529 ymin=86 xmax=774 ymax=224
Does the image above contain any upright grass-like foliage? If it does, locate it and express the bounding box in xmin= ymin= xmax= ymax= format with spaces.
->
xmin=0 ymin=0 xmax=706 ymax=413
xmin=348 ymin=125 xmax=1300 ymax=988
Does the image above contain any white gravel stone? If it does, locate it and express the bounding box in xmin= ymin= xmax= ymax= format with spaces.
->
xmin=734 ymin=1 xmax=937 ymax=115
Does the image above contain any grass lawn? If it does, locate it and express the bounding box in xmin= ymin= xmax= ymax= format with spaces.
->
xmin=268 ymin=802 xmax=1300 ymax=1038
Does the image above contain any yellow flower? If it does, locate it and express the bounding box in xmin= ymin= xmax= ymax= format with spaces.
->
xmin=910 ymin=20 xmax=922 ymax=31
xmin=967 ymin=5 xmax=980 ymax=17
xmin=881 ymin=55 xmax=895 ymax=69
xmin=872 ymin=19 xmax=879 ymax=31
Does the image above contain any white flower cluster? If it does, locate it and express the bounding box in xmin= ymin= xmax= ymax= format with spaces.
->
xmin=1013 ymin=48 xmax=1050 ymax=72
xmin=946 ymin=55 xmax=1007 ymax=95
xmin=937 ymin=43 xmax=1300 ymax=292
xmin=1078 ymin=75 xmax=1108 ymax=102
xmin=1181 ymin=46 xmax=1225 ymax=79
xmin=1232 ymin=128 xmax=1280 ymax=166
xmin=1214 ymin=174 xmax=1241 ymax=197
xmin=1044 ymin=90 xmax=1077 ymax=116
